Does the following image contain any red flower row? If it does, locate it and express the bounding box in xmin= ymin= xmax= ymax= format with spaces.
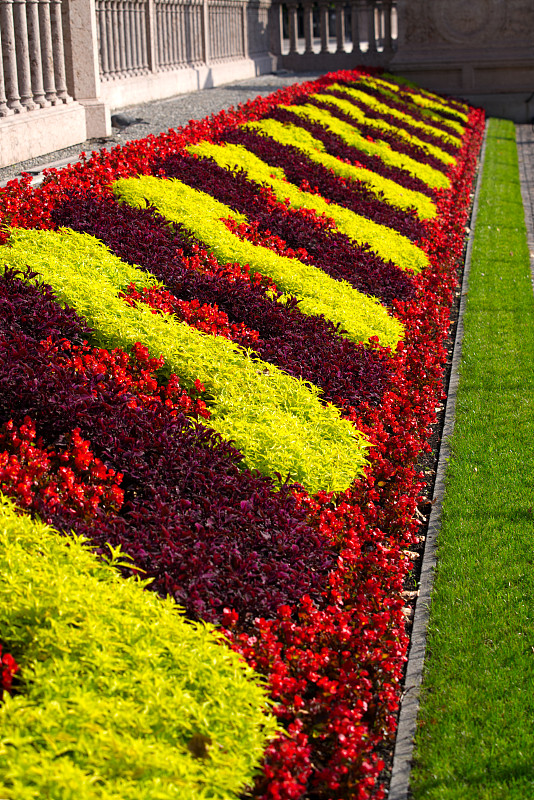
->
xmin=0 ymin=69 xmax=485 ymax=798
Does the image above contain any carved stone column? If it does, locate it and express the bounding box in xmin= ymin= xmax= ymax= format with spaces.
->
xmin=319 ymin=0 xmax=328 ymax=54
xmin=50 ymin=0 xmax=71 ymax=100
xmin=0 ymin=0 xmax=24 ymax=111
xmin=287 ymin=1 xmax=299 ymax=55
xmin=350 ymin=0 xmax=362 ymax=54
xmin=335 ymin=0 xmax=345 ymax=53
xmin=13 ymin=0 xmax=36 ymax=109
xmin=303 ymin=0 xmax=314 ymax=55
xmin=381 ymin=0 xmax=393 ymax=53
xmin=26 ymin=0 xmax=48 ymax=105
xmin=366 ymin=0 xmax=376 ymax=53
xmin=0 ymin=45 xmax=14 ymax=115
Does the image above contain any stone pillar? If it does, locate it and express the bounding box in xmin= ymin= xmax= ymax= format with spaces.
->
xmin=0 ymin=0 xmax=24 ymax=112
xmin=303 ymin=0 xmax=313 ymax=55
xmin=269 ymin=1 xmax=283 ymax=59
xmin=26 ymin=0 xmax=48 ymax=106
xmin=287 ymin=2 xmax=298 ymax=56
xmin=335 ymin=1 xmax=345 ymax=53
xmin=0 ymin=45 xmax=14 ymax=115
xmin=202 ymin=0 xmax=210 ymax=64
xmin=366 ymin=0 xmax=376 ymax=53
xmin=350 ymin=0 xmax=361 ymax=54
xmin=382 ymin=0 xmax=392 ymax=53
xmin=319 ymin=0 xmax=328 ymax=54
xmin=13 ymin=0 xmax=36 ymax=109
xmin=62 ymin=0 xmax=111 ymax=136
xmin=50 ymin=0 xmax=71 ymax=100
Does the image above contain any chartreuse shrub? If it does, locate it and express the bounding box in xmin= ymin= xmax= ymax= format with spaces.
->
xmin=296 ymin=99 xmax=451 ymax=192
xmin=375 ymin=74 xmax=468 ymax=130
xmin=330 ymin=83 xmax=463 ymax=152
xmin=184 ymin=141 xmax=430 ymax=273
xmin=242 ymin=118 xmax=437 ymax=220
xmin=113 ymin=174 xmax=407 ymax=339
xmin=2 ymin=226 xmax=369 ymax=494
xmin=309 ymin=87 xmax=458 ymax=164
xmin=0 ymin=494 xmax=278 ymax=800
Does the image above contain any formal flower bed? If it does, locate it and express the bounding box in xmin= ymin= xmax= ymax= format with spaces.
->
xmin=0 ymin=70 xmax=484 ymax=799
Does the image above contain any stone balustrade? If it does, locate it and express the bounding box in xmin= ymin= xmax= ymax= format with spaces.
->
xmin=0 ymin=0 xmax=72 ymax=116
xmin=1 ymin=0 xmax=534 ymax=169
xmin=272 ymin=0 xmax=397 ymax=70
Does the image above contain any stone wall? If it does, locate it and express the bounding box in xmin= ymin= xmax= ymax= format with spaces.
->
xmin=391 ymin=0 xmax=534 ymax=122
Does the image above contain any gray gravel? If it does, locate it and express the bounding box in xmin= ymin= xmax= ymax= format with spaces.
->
xmin=0 ymin=70 xmax=324 ymax=185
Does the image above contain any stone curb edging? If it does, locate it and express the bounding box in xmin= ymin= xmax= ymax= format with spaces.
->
xmin=387 ymin=121 xmax=489 ymax=800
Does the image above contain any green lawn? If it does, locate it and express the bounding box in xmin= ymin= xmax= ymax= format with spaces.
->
xmin=411 ymin=118 xmax=534 ymax=798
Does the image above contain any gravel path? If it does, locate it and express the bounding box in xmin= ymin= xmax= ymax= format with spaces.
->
xmin=0 ymin=70 xmax=323 ymax=186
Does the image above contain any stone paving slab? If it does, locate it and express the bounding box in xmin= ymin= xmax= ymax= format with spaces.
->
xmin=0 ymin=71 xmax=323 ymax=186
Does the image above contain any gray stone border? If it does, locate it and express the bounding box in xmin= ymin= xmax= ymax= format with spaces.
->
xmin=387 ymin=122 xmax=489 ymax=800
xmin=516 ymin=124 xmax=534 ymax=294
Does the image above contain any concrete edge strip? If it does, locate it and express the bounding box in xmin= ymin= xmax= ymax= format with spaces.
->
xmin=516 ymin=125 xmax=534 ymax=294
xmin=387 ymin=120 xmax=489 ymax=800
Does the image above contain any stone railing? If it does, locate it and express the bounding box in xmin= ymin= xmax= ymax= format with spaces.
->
xmin=2 ymin=0 xmax=534 ymax=170
xmin=272 ymin=0 xmax=397 ymax=70
xmin=94 ymin=0 xmax=273 ymax=109
xmin=0 ymin=0 xmax=71 ymax=116
xmin=94 ymin=0 xmax=265 ymax=81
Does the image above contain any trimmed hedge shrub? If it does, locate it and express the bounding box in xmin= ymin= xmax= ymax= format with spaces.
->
xmin=0 ymin=494 xmax=278 ymax=800
xmin=2 ymin=227 xmax=369 ymax=494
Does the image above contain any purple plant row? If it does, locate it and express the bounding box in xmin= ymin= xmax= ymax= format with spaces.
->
xmin=222 ymin=127 xmax=428 ymax=241
xmin=54 ymin=191 xmax=390 ymax=410
xmin=0 ymin=268 xmax=337 ymax=626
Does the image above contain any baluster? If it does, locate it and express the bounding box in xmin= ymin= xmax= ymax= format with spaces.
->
xmin=124 ymin=0 xmax=132 ymax=71
xmin=12 ymin=0 xmax=35 ymax=109
xmin=169 ymin=0 xmax=175 ymax=64
xmin=302 ymin=0 xmax=313 ymax=53
xmin=38 ymin=0 xmax=59 ymax=104
xmin=382 ymin=0 xmax=393 ymax=53
xmin=231 ymin=2 xmax=237 ymax=57
xmin=350 ymin=0 xmax=362 ymax=53
xmin=131 ymin=1 xmax=140 ymax=71
xmin=137 ymin=0 xmax=145 ymax=70
xmin=223 ymin=2 xmax=228 ymax=57
xmin=242 ymin=0 xmax=248 ymax=58
xmin=174 ymin=2 xmax=183 ymax=66
xmin=375 ymin=0 xmax=383 ymax=48
xmin=0 ymin=45 xmax=14 ymax=115
xmin=97 ymin=0 xmax=109 ymax=76
xmin=170 ymin=0 xmax=177 ymax=65
xmin=50 ymin=0 xmax=70 ymax=100
xmin=366 ymin=0 xmax=376 ymax=53
xmin=104 ymin=0 xmax=115 ymax=76
xmin=119 ymin=0 xmax=128 ymax=72
xmin=335 ymin=0 xmax=345 ymax=52
xmin=224 ymin=2 xmax=229 ymax=58
xmin=0 ymin=0 xmax=24 ymax=111
xmin=177 ymin=0 xmax=184 ymax=63
xmin=318 ymin=0 xmax=328 ymax=53
xmin=230 ymin=2 xmax=234 ymax=57
xmin=286 ymin=1 xmax=298 ymax=55
xmin=26 ymin=0 xmax=48 ymax=105
xmin=161 ymin=0 xmax=168 ymax=67
xmin=111 ymin=1 xmax=120 ymax=74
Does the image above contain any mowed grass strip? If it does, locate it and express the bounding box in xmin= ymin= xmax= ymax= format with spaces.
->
xmin=411 ymin=118 xmax=534 ymax=799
